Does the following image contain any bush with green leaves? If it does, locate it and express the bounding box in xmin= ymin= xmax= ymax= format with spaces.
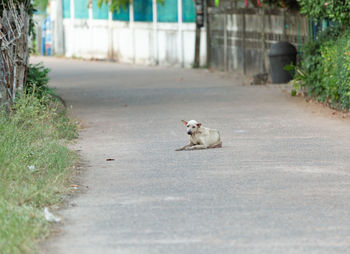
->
xmin=297 ymin=0 xmax=350 ymax=26
xmin=26 ymin=63 xmax=54 ymax=99
xmin=293 ymin=27 xmax=350 ymax=110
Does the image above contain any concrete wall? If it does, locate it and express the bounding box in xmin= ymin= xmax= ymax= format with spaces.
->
xmin=208 ymin=8 xmax=309 ymax=75
xmin=62 ymin=19 xmax=207 ymax=67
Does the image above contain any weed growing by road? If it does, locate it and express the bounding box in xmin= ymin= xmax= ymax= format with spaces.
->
xmin=0 ymin=92 xmax=78 ymax=254
xmin=26 ymin=63 xmax=53 ymax=100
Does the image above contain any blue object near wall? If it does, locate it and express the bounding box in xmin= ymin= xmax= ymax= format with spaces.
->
xmin=134 ymin=0 xmax=152 ymax=22
xmin=157 ymin=0 xmax=177 ymax=22
xmin=62 ymin=0 xmax=70 ymax=18
xmin=93 ymin=0 xmax=109 ymax=20
xmin=75 ymin=0 xmax=89 ymax=19
xmin=182 ymin=0 xmax=195 ymax=22
xmin=41 ymin=17 xmax=52 ymax=56
xmin=112 ymin=4 xmax=129 ymax=21
xmin=41 ymin=31 xmax=46 ymax=56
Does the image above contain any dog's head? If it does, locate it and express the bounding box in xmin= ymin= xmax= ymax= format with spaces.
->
xmin=181 ymin=120 xmax=202 ymax=135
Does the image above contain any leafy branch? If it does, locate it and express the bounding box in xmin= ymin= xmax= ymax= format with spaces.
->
xmin=97 ymin=0 xmax=164 ymax=12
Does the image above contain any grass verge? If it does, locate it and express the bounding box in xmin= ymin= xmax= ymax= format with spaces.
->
xmin=0 ymin=93 xmax=78 ymax=254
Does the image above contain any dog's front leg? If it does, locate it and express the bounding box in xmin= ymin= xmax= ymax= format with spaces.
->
xmin=175 ymin=144 xmax=193 ymax=151
xmin=185 ymin=144 xmax=207 ymax=150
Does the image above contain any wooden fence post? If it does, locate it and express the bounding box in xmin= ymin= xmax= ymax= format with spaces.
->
xmin=242 ymin=11 xmax=246 ymax=75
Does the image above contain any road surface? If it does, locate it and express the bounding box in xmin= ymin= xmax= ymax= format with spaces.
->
xmin=38 ymin=57 xmax=350 ymax=254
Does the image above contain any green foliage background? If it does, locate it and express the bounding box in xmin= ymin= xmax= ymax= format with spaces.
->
xmin=297 ymin=0 xmax=350 ymax=25
xmin=97 ymin=0 xmax=164 ymax=12
xmin=293 ymin=27 xmax=350 ymax=110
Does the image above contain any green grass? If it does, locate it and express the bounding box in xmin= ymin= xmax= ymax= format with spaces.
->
xmin=0 ymin=93 xmax=78 ymax=254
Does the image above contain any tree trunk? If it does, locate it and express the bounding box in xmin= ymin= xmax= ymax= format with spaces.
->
xmin=194 ymin=25 xmax=201 ymax=68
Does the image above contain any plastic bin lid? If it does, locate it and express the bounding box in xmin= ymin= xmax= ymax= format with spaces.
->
xmin=268 ymin=41 xmax=297 ymax=56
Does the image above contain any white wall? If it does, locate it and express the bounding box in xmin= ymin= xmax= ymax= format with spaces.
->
xmin=62 ymin=18 xmax=206 ymax=67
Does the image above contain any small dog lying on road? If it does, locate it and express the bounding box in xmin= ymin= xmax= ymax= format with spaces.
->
xmin=175 ymin=120 xmax=222 ymax=151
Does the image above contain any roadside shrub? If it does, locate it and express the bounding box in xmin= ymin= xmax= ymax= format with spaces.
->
xmin=26 ymin=63 xmax=54 ymax=100
xmin=293 ymin=27 xmax=350 ymax=110
xmin=298 ymin=0 xmax=350 ymax=26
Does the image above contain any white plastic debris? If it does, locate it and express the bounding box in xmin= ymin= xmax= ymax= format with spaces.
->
xmin=44 ymin=207 xmax=61 ymax=222
xmin=28 ymin=165 xmax=35 ymax=171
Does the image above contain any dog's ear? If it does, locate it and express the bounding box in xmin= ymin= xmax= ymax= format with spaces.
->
xmin=181 ymin=120 xmax=188 ymax=125
xmin=197 ymin=123 xmax=202 ymax=128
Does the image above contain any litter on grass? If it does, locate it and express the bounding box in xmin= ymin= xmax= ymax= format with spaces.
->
xmin=28 ymin=165 xmax=35 ymax=171
xmin=44 ymin=207 xmax=61 ymax=223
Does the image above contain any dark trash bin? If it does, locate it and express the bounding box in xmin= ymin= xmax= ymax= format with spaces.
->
xmin=269 ymin=42 xmax=297 ymax=84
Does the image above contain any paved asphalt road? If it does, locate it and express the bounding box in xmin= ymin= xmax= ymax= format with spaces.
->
xmin=38 ymin=57 xmax=350 ymax=254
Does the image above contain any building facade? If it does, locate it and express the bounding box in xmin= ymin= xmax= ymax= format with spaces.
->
xmin=49 ymin=0 xmax=207 ymax=67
